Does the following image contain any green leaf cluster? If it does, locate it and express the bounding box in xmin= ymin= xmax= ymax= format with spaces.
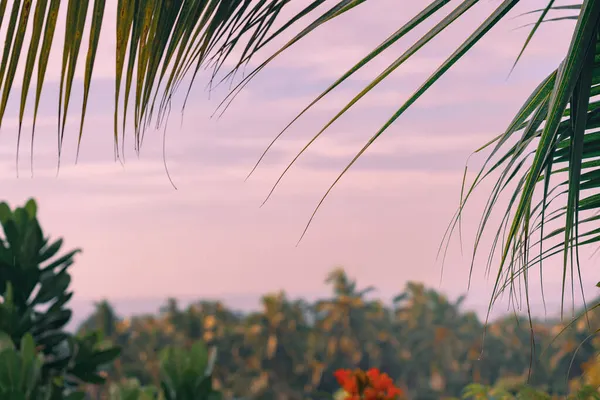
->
xmin=0 ymin=199 xmax=120 ymax=397
xmin=0 ymin=199 xmax=224 ymax=400
xmin=160 ymin=342 xmax=221 ymax=400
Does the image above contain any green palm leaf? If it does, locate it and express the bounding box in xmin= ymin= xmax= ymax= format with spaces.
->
xmin=18 ymin=0 xmax=48 ymax=174
xmin=58 ymin=0 xmax=90 ymax=170
xmin=208 ymin=0 xmax=600 ymax=319
xmin=222 ymin=0 xmax=600 ymax=320
xmin=0 ymin=0 xmax=23 ymax=124
xmin=0 ymin=0 xmax=599 ymax=320
xmin=31 ymin=0 xmax=60 ymax=174
xmin=76 ymin=0 xmax=106 ymax=162
xmin=0 ymin=0 xmax=330 ymax=163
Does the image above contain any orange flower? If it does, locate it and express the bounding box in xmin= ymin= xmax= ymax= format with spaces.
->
xmin=366 ymin=368 xmax=393 ymax=391
xmin=335 ymin=369 xmax=358 ymax=395
xmin=334 ymin=368 xmax=404 ymax=400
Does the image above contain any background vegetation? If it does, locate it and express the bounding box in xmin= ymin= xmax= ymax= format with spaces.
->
xmin=0 ymin=0 xmax=600 ymax=397
xmin=3 ymin=197 xmax=600 ymax=399
xmin=77 ymin=268 xmax=600 ymax=399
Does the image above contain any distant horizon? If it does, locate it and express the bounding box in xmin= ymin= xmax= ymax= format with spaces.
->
xmin=68 ymin=287 xmax=592 ymax=331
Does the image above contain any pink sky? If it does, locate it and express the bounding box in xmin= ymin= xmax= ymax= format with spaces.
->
xmin=0 ymin=0 xmax=593 ymax=319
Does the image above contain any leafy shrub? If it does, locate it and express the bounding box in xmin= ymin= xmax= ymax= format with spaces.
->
xmin=0 ymin=199 xmax=120 ymax=397
xmin=0 ymin=199 xmax=223 ymax=400
xmin=0 ymin=333 xmax=53 ymax=400
xmin=160 ymin=342 xmax=221 ymax=400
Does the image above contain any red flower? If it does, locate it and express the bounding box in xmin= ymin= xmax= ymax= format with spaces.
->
xmin=335 ymin=369 xmax=358 ymax=395
xmin=334 ymin=368 xmax=404 ymax=400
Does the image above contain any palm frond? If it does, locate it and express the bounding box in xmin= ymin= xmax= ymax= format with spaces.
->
xmin=0 ymin=0 xmax=329 ymax=165
xmin=1 ymin=0 xmax=599 ymax=320
xmin=208 ymin=0 xmax=600 ymax=318
xmin=441 ymin=0 xmax=599 ymax=320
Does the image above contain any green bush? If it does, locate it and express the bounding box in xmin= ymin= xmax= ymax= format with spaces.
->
xmin=160 ymin=342 xmax=221 ymax=400
xmin=0 ymin=332 xmax=53 ymax=400
xmin=0 ymin=199 xmax=222 ymax=400
xmin=0 ymin=198 xmax=120 ymax=398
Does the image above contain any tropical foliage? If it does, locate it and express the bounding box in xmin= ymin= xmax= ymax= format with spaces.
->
xmin=0 ymin=0 xmax=328 ymax=161
xmin=0 ymin=197 xmax=122 ymax=398
xmin=0 ymin=0 xmax=596 ymax=319
xmin=2 ymin=197 xmax=600 ymax=399
xmin=0 ymin=198 xmax=222 ymax=399
xmin=76 ymin=268 xmax=600 ymax=399
xmin=220 ymin=0 xmax=600 ymax=323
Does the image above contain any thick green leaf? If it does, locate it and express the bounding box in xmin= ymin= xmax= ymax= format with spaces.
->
xmin=87 ymin=346 xmax=121 ymax=367
xmin=34 ymin=272 xmax=71 ymax=304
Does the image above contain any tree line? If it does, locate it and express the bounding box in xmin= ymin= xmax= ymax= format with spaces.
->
xmin=77 ymin=268 xmax=600 ymax=399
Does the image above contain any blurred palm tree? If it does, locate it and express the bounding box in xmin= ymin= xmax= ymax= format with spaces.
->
xmin=1 ymin=0 xmax=598 ymax=315
xmin=78 ymin=300 xmax=120 ymax=338
xmin=70 ymin=269 xmax=590 ymax=397
xmin=392 ymin=283 xmax=483 ymax=396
